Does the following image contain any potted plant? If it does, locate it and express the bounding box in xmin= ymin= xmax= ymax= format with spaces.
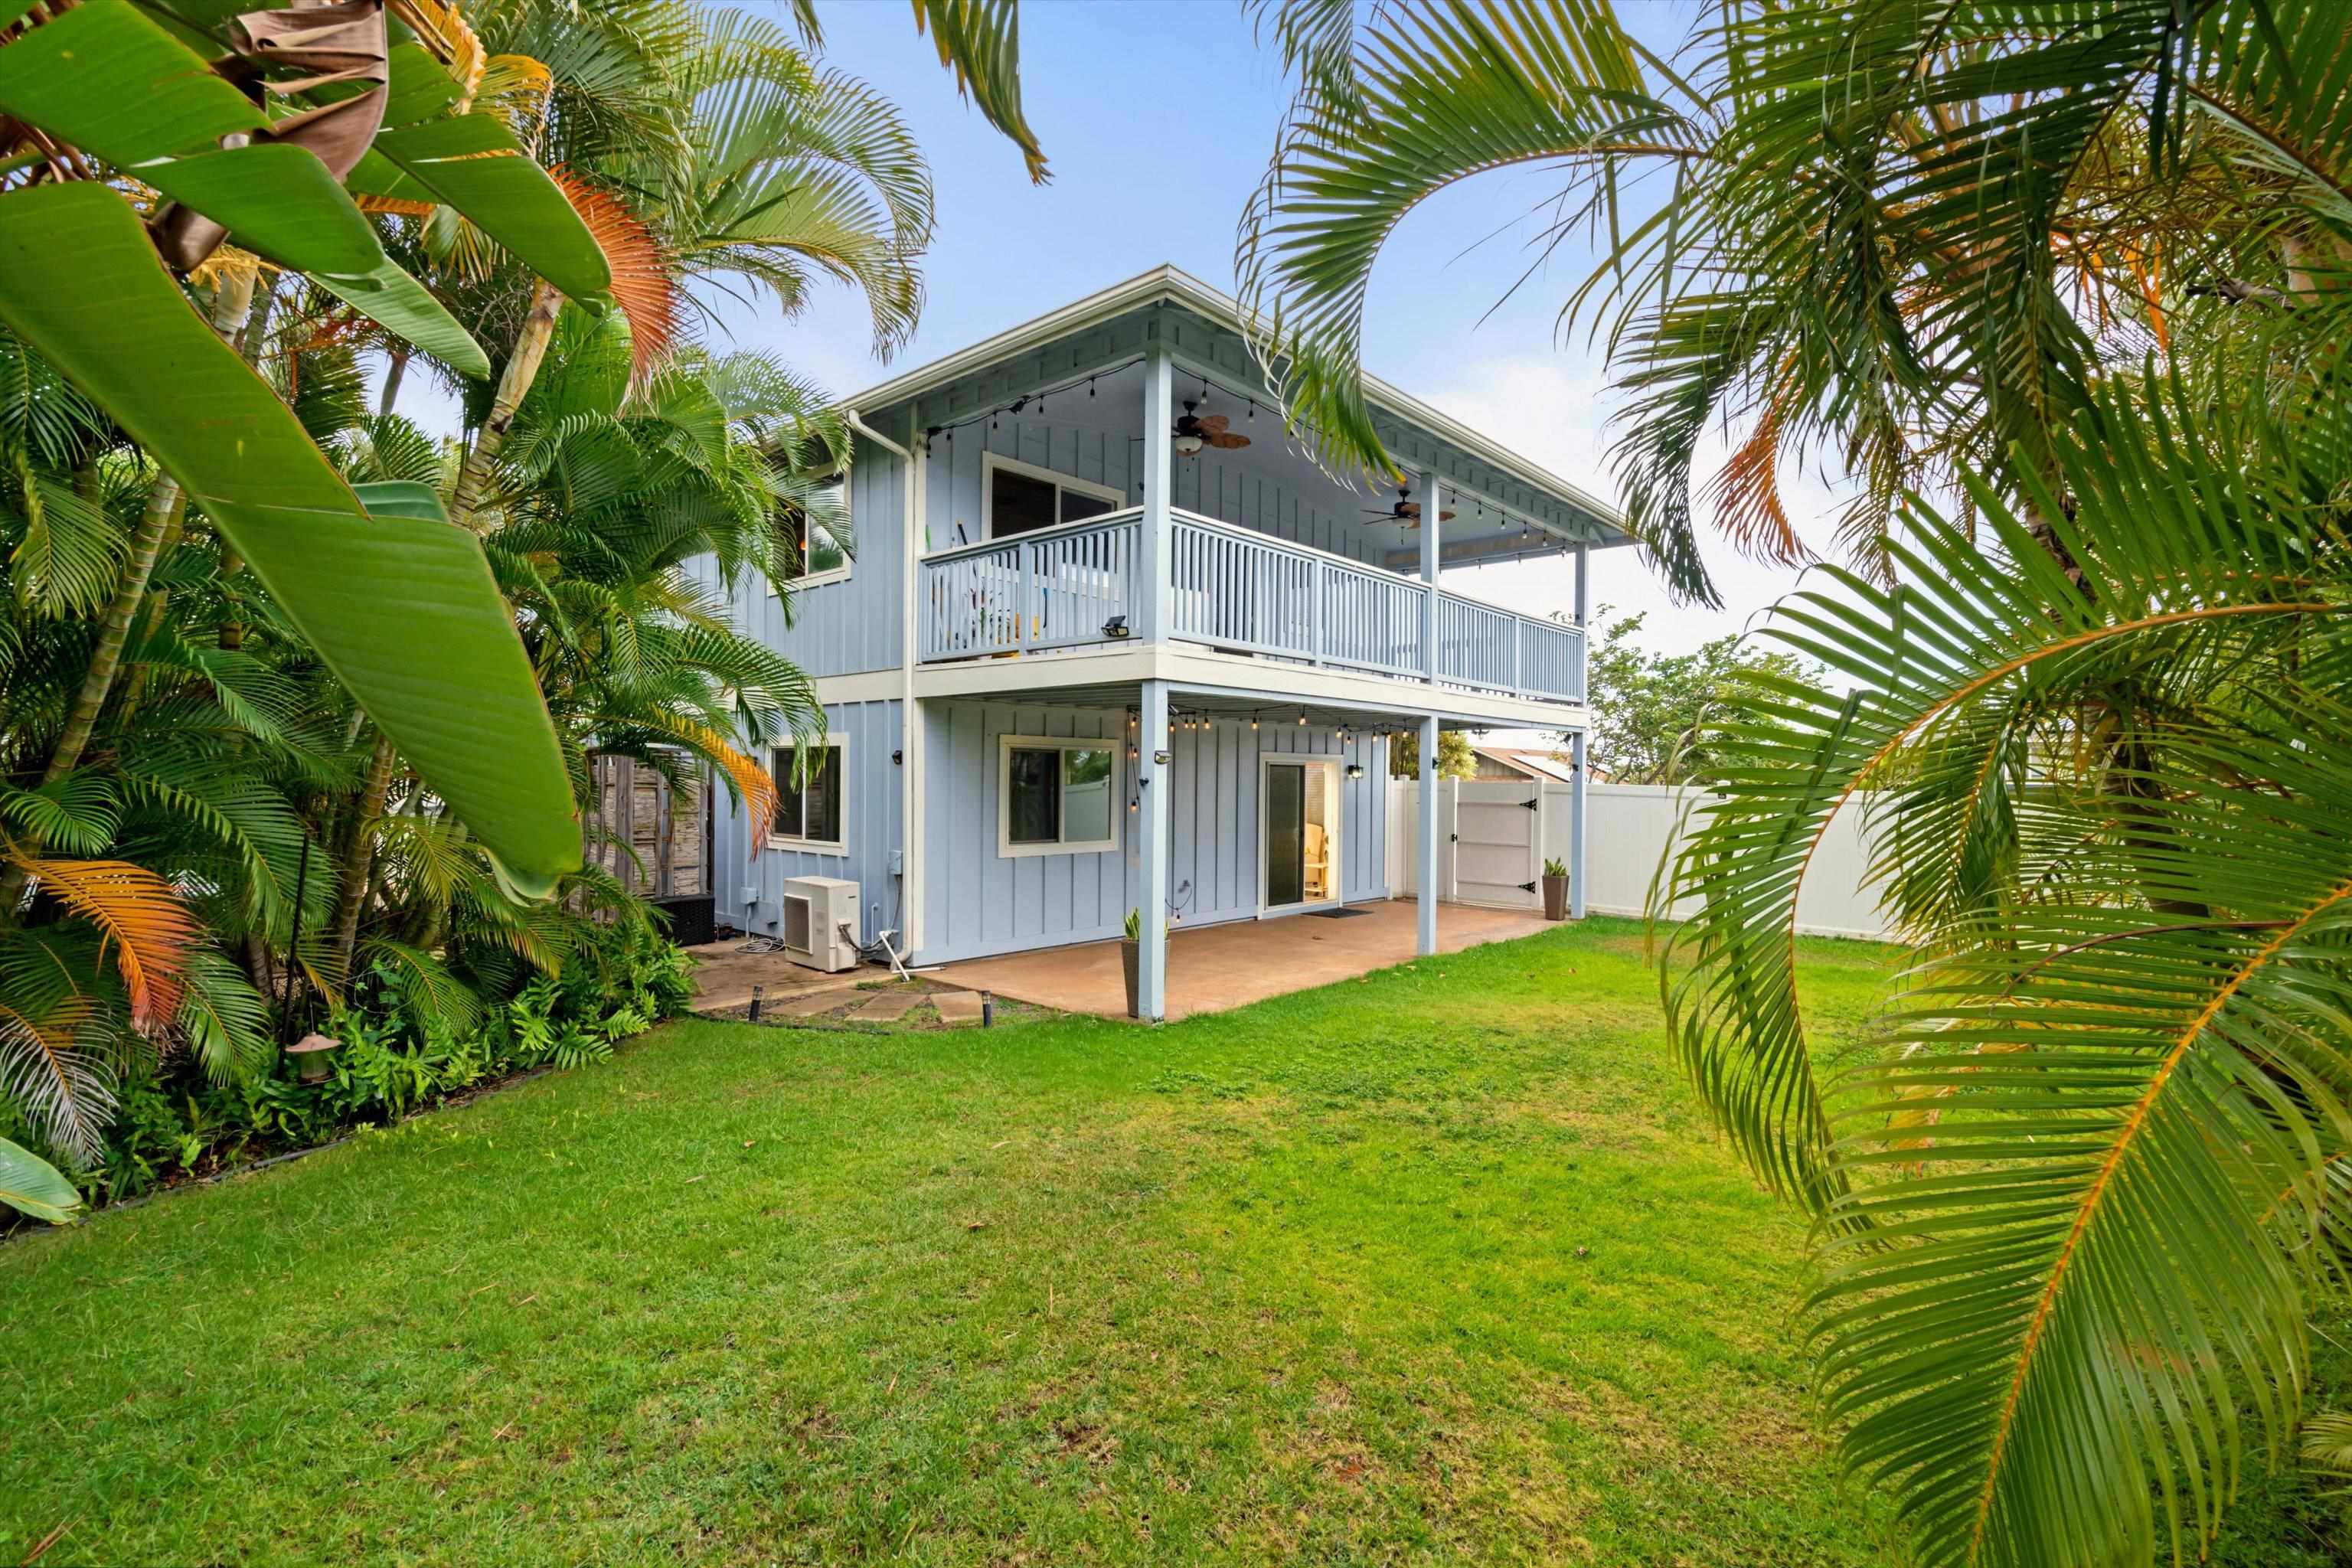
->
xmin=1121 ymin=909 xmax=1142 ymax=1018
xmin=1541 ymin=857 xmax=1570 ymax=921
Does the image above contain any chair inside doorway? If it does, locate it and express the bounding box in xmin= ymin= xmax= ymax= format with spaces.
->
xmin=1265 ymin=758 xmax=1340 ymax=910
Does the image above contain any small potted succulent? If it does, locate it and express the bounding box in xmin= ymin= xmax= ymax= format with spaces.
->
xmin=1541 ymin=856 xmax=1570 ymax=921
xmin=1121 ymin=908 xmax=1142 ymax=1018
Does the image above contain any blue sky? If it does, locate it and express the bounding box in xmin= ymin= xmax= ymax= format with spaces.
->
xmin=715 ymin=0 xmax=1849 ymax=660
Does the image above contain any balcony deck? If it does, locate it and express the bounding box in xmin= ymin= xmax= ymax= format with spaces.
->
xmin=917 ymin=506 xmax=1585 ymax=707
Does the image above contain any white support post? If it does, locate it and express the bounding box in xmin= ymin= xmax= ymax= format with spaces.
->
xmin=1137 ymin=678 xmax=1172 ymax=1021
xmin=1570 ymin=728 xmax=1589 ymax=920
xmin=1416 ymin=711 xmax=1439 ymax=956
xmin=1573 ymin=539 xmax=1590 ymax=702
xmin=1420 ymin=470 xmax=1442 ymax=684
xmin=1138 ymin=341 xmax=1174 ymax=643
xmin=1570 ymin=537 xmax=1590 ymax=915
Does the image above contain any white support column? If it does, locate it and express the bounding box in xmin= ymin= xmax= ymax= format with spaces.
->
xmin=1136 ymin=678 xmax=1172 ymax=1021
xmin=1138 ymin=341 xmax=1174 ymax=643
xmin=1570 ymin=537 xmax=1589 ymax=916
xmin=1570 ymin=727 xmax=1589 ymax=920
xmin=1573 ymin=539 xmax=1589 ymax=701
xmin=1419 ymin=469 xmax=1442 ymax=684
xmin=1416 ymin=711 xmax=1439 ymax=956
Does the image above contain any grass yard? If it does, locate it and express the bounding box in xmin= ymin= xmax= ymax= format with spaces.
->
xmin=2 ymin=919 xmax=2341 ymax=1566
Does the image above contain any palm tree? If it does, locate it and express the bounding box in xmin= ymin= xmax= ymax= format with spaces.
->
xmin=1236 ymin=2 xmax=2352 ymax=1563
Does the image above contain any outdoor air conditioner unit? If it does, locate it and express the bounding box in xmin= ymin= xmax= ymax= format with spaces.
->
xmin=781 ymin=876 xmax=861 ymax=972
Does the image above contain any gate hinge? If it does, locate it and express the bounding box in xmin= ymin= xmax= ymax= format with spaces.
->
xmin=1517 ymin=880 xmax=1538 ymax=893
xmin=1521 ymin=797 xmax=1540 ymax=810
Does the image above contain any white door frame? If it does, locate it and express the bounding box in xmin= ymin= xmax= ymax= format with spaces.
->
xmin=1256 ymin=753 xmax=1344 ymax=916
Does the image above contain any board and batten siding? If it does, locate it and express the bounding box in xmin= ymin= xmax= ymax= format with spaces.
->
xmin=925 ymin=415 xmax=1382 ymax=564
xmin=719 ymin=431 xmax=906 ymax=678
xmin=916 ymin=700 xmax=1389 ymax=965
xmin=711 ymin=699 xmax=905 ymax=949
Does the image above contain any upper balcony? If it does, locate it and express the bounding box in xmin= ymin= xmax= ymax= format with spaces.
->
xmin=839 ymin=267 xmax=1631 ymax=717
xmin=918 ymin=505 xmax=1586 ymax=704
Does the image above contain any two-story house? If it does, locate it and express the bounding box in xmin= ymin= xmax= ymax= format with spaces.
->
xmin=707 ymin=266 xmax=1629 ymax=1020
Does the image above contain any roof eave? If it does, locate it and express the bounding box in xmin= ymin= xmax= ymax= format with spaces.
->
xmin=844 ymin=265 xmax=1628 ymax=542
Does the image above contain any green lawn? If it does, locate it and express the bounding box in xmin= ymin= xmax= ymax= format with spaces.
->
xmin=1 ymin=920 xmax=2337 ymax=1565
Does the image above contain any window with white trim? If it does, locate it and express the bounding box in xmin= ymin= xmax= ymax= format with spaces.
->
xmin=769 ymin=740 xmax=846 ymax=850
xmin=778 ymin=475 xmax=851 ymax=590
xmin=998 ymin=735 xmax=1119 ymax=857
xmin=983 ymin=452 xmax=1123 ymax=541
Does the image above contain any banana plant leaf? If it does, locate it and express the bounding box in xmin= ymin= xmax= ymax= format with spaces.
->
xmin=311 ymin=256 xmax=492 ymax=379
xmin=0 ymin=1136 xmax=81 ymax=1224
xmin=0 ymin=0 xmax=262 ymax=156
xmin=380 ymin=40 xmax=464 ymax=129
xmin=133 ymin=143 xmax=383 ymax=276
xmin=0 ymin=0 xmax=489 ymax=378
xmin=352 ymin=116 xmax=616 ymax=307
xmin=0 ymin=182 xmax=580 ymax=892
xmin=351 ymin=479 xmax=450 ymax=522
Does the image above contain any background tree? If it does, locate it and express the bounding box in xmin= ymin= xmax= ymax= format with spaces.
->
xmin=1583 ymin=609 xmax=1821 ymax=786
xmin=1386 ymin=726 xmax=1476 ymax=781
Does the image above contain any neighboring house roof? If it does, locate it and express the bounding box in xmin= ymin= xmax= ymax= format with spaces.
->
xmin=842 ymin=264 xmax=1628 ymax=553
xmin=1470 ymin=744 xmax=1588 ymax=785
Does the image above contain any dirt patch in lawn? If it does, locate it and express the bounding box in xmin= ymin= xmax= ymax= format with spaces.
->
xmin=701 ymin=975 xmax=1060 ymax=1033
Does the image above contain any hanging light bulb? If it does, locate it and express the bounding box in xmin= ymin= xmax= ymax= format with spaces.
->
xmin=1250 ymin=713 xmax=1259 ymax=730
xmin=1297 ymin=713 xmax=1307 ymax=727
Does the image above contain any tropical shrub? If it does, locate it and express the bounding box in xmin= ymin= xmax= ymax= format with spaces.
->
xmin=69 ymin=914 xmax=697 ymax=1206
xmin=0 ymin=0 xmax=1044 ymax=1222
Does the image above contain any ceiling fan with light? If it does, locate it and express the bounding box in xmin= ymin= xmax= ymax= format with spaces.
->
xmin=1364 ymin=486 xmax=1455 ymax=528
xmin=1173 ymin=400 xmax=1250 ymax=457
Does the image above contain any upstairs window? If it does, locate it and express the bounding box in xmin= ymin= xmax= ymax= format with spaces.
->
xmin=984 ymin=453 xmax=1123 ymax=541
xmin=780 ymin=475 xmax=851 ymax=589
xmin=998 ymin=736 xmax=1118 ymax=857
xmin=769 ymin=740 xmax=844 ymax=850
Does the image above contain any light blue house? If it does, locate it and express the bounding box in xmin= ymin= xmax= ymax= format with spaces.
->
xmin=707 ymin=266 xmax=1629 ymax=1019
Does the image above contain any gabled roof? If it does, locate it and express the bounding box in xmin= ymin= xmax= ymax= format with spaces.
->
xmin=1472 ymin=744 xmax=1580 ymax=785
xmin=844 ymin=265 xmax=1628 ymax=548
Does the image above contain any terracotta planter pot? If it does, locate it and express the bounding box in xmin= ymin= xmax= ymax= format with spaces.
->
xmin=1542 ymin=874 xmax=1569 ymax=921
xmin=1121 ymin=938 xmax=1142 ymax=1018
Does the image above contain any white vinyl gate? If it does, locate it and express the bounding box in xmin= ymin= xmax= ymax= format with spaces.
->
xmin=1449 ymin=780 xmax=1544 ymax=909
xmin=1388 ymin=779 xmax=1545 ymax=910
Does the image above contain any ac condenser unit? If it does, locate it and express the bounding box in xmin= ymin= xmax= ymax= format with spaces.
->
xmin=781 ymin=876 xmax=861 ymax=972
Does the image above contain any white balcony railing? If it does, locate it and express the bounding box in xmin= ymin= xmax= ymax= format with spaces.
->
xmin=916 ymin=506 xmax=1585 ymax=704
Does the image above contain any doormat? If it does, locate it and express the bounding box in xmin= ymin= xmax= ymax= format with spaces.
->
xmin=1310 ymin=906 xmax=1373 ymax=919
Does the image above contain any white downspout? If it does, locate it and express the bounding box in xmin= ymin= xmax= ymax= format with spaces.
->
xmin=845 ymin=407 xmax=923 ymax=960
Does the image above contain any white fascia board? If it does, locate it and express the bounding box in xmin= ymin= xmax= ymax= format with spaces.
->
xmin=910 ymin=643 xmax=1587 ymax=732
xmin=809 ymin=669 xmax=906 ymax=706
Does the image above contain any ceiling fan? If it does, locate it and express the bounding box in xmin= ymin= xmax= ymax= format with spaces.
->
xmin=1364 ymin=486 xmax=1455 ymax=527
xmin=1173 ymin=400 xmax=1250 ymax=457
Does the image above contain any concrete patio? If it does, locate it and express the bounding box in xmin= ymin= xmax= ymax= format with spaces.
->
xmin=931 ymin=898 xmax=1552 ymax=1021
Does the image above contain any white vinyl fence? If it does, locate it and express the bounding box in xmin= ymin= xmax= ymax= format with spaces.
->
xmin=1389 ymin=779 xmax=1896 ymax=942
